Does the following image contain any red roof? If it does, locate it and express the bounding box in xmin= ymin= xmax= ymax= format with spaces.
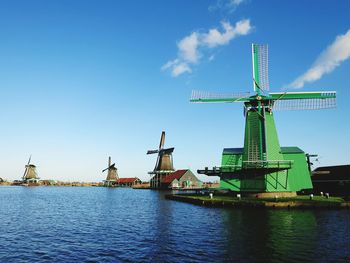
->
xmin=118 ymin=178 xmax=140 ymax=183
xmin=162 ymin=170 xmax=188 ymax=184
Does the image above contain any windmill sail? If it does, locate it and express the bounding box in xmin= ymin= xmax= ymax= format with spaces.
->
xmin=148 ymin=131 xmax=175 ymax=173
xmin=190 ymin=90 xmax=250 ymax=103
xmin=270 ymin=91 xmax=336 ymax=110
xmin=22 ymin=156 xmax=31 ymax=180
xmin=22 ymin=167 xmax=28 ymax=180
xmin=159 ymin=131 xmax=165 ymax=149
xmin=252 ymin=44 xmax=269 ymax=93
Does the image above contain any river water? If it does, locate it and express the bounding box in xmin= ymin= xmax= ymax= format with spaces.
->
xmin=0 ymin=186 xmax=349 ymax=262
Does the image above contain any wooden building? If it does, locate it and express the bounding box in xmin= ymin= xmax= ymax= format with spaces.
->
xmin=118 ymin=178 xmax=142 ymax=187
xmin=158 ymin=169 xmax=202 ymax=189
xmin=312 ymin=165 xmax=350 ymax=196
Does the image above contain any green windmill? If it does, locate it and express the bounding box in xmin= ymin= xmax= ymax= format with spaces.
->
xmin=191 ymin=44 xmax=336 ymax=196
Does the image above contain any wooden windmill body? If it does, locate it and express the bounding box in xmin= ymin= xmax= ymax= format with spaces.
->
xmin=102 ymin=156 xmax=119 ymax=187
xmin=22 ymin=156 xmax=40 ymax=186
xmin=147 ymin=131 xmax=175 ymax=188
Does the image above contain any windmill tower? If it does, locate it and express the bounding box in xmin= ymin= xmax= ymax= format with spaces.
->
xmin=191 ymin=44 xmax=336 ymax=196
xmin=102 ymin=156 xmax=119 ymax=187
xmin=22 ymin=156 xmax=40 ymax=185
xmin=147 ymin=131 xmax=175 ymax=188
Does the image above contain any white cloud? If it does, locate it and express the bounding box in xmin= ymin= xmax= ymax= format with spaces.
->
xmin=162 ymin=19 xmax=252 ymax=77
xmin=178 ymin=32 xmax=200 ymax=63
xmin=203 ymin=21 xmax=234 ymax=47
xmin=287 ymin=29 xmax=350 ymax=89
xmin=203 ymin=20 xmax=251 ymax=47
xmin=228 ymin=0 xmax=245 ymax=9
xmin=161 ymin=59 xmax=192 ymax=77
xmin=234 ymin=19 xmax=251 ymax=35
xmin=172 ymin=63 xmax=192 ymax=77
xmin=161 ymin=59 xmax=179 ymax=71
xmin=209 ymin=0 xmax=246 ymax=13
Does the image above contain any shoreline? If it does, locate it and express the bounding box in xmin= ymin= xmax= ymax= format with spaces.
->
xmin=166 ymin=194 xmax=350 ymax=209
xmin=0 ymin=183 xmax=103 ymax=187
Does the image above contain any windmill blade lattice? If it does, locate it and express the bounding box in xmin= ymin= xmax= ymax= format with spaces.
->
xmin=271 ymin=91 xmax=336 ymax=111
xmin=147 ymin=150 xmax=159 ymax=155
xmin=272 ymin=98 xmax=336 ymax=111
xmin=159 ymin=131 xmax=165 ymax=149
xmin=22 ymin=167 xmax=28 ymax=180
xmin=190 ymin=90 xmax=250 ymax=103
xmin=252 ymin=44 xmax=269 ymax=92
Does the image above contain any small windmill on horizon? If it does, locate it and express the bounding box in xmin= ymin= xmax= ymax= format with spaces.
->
xmin=102 ymin=156 xmax=119 ymax=187
xmin=22 ymin=155 xmax=40 ymax=185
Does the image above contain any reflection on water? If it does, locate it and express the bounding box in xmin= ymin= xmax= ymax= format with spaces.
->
xmin=219 ymin=207 xmax=350 ymax=262
xmin=0 ymin=186 xmax=349 ymax=262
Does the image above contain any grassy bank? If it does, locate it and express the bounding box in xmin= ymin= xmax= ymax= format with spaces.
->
xmin=166 ymin=194 xmax=350 ymax=209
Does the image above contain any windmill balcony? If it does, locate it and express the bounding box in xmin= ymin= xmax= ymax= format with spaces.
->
xmin=148 ymin=170 xmax=175 ymax=175
xmin=221 ymin=160 xmax=293 ymax=172
xmin=198 ymin=160 xmax=293 ymax=176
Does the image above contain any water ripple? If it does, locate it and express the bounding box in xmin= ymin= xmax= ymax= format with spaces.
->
xmin=0 ymin=186 xmax=349 ymax=262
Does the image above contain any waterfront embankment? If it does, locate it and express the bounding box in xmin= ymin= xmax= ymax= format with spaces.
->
xmin=166 ymin=194 xmax=350 ymax=209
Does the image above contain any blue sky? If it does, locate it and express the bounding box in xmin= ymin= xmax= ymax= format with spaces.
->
xmin=0 ymin=0 xmax=349 ymax=182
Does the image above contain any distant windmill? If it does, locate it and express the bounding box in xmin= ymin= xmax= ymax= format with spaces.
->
xmin=102 ymin=156 xmax=119 ymax=187
xmin=22 ymin=155 xmax=39 ymax=185
xmin=147 ymin=131 xmax=175 ymax=188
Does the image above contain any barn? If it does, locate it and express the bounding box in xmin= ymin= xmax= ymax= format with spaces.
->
xmin=312 ymin=165 xmax=350 ymax=196
xmin=161 ymin=169 xmax=202 ymax=189
xmin=118 ymin=177 xmax=142 ymax=187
